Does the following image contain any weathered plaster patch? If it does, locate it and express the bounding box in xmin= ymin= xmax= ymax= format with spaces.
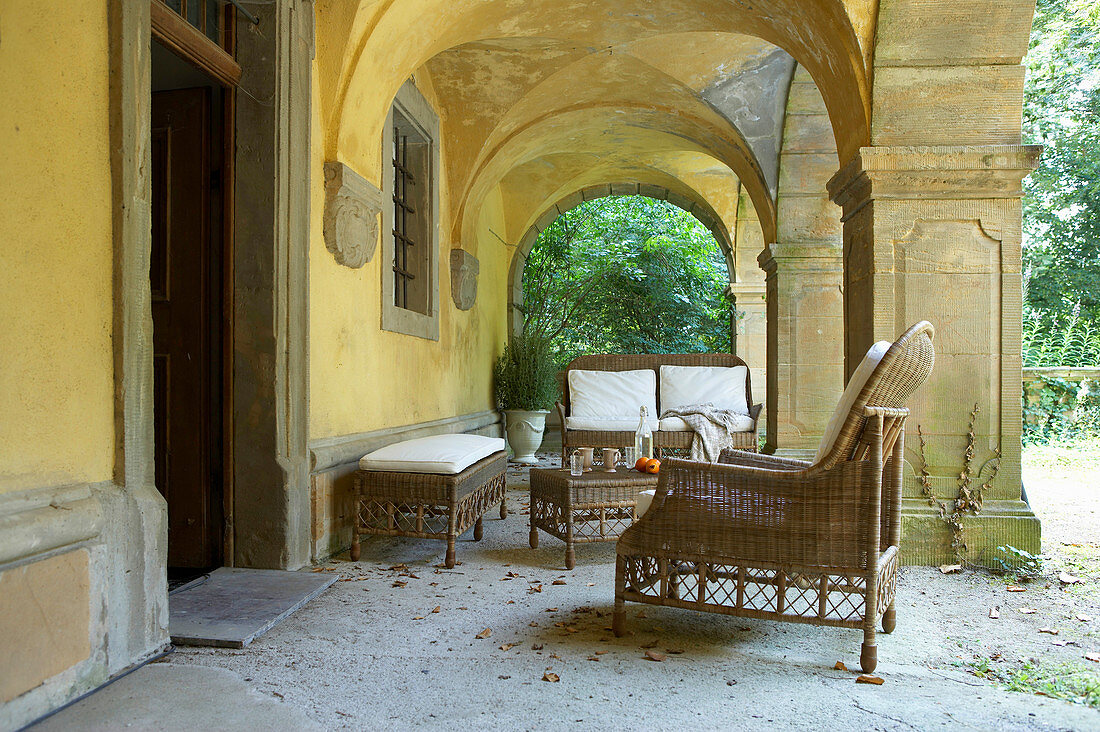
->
xmin=702 ymin=49 xmax=796 ymax=197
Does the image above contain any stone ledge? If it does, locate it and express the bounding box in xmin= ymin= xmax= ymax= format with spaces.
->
xmin=0 ymin=482 xmax=106 ymax=569
xmin=901 ymin=498 xmax=1040 ymax=566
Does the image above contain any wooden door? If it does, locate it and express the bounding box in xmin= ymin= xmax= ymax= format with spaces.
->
xmin=152 ymin=87 xmax=222 ymax=569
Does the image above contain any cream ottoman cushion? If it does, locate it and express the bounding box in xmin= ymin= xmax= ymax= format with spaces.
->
xmin=358 ymin=434 xmax=506 ymax=474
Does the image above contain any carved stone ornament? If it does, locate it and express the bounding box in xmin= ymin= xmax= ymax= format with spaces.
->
xmin=323 ymin=161 xmax=383 ymax=269
xmin=450 ymin=249 xmax=480 ymax=310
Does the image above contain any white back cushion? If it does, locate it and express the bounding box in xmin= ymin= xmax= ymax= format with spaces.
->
xmin=813 ymin=341 xmax=891 ymax=464
xmin=568 ymin=369 xmax=657 ymax=421
xmin=659 ymin=365 xmax=749 ymax=416
xmin=359 ymin=434 xmax=505 ymax=474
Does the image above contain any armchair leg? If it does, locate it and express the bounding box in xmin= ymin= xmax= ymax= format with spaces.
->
xmin=613 ymin=555 xmax=627 ymax=637
xmin=882 ymin=603 xmax=896 ymax=634
xmin=474 ymin=516 xmax=484 ymax=541
xmin=860 ymin=634 xmax=878 ymax=673
xmin=499 ymin=498 xmax=507 ymax=519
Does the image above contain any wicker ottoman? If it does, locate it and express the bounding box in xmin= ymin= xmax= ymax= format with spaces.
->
xmin=350 ymin=451 xmax=507 ymax=568
xmin=529 ymin=468 xmax=658 ymax=570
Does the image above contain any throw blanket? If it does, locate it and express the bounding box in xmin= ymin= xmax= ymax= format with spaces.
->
xmin=660 ymin=403 xmax=746 ymax=462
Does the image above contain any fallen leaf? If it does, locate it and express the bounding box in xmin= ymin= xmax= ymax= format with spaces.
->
xmin=856 ymin=675 xmax=885 ymax=685
xmin=834 ymin=661 xmax=849 ymax=671
xmin=644 ymin=650 xmax=666 ymax=662
xmin=475 ymin=628 xmax=492 ymax=639
xmin=431 ymin=606 xmax=441 ymax=614
xmin=458 ymin=607 xmax=468 ymax=611
xmin=1039 ymin=627 xmax=1059 ymax=635
xmin=392 ymin=581 xmax=407 ymax=588
xmin=389 ymin=564 xmax=408 ymax=571
xmin=587 ymin=583 xmax=596 ymax=587
xmin=550 ymin=653 xmax=561 ymax=660
xmin=542 ymin=672 xmax=559 ymax=683
xmin=506 ymin=600 xmax=515 ymax=605
xmin=595 ymin=650 xmax=608 ymax=656
xmin=587 ymin=656 xmax=600 ymax=661
xmin=529 ymin=622 xmax=539 ymax=628
xmin=1085 ymin=652 xmax=1100 ymax=663
xmin=552 ymin=580 xmax=567 ymax=586
xmin=500 ymin=643 xmax=517 ymax=651
xmin=1007 ymin=585 xmax=1025 ymax=593
xmin=989 ymin=607 xmax=1000 ymax=619
xmin=640 ymin=640 xmax=659 ymax=649
xmin=545 ymin=608 xmax=559 ymax=612
xmin=528 ymin=585 xmax=543 ymax=594
xmin=412 ymin=616 xmax=425 ymax=621
xmin=532 ymin=643 xmax=544 ymax=650
xmin=939 ymin=564 xmax=963 ymax=574
xmin=1018 ymin=607 xmax=1038 ymax=614
xmin=1077 ymin=614 xmax=1092 ymax=622
xmin=726 ymin=679 xmax=738 ymax=686
xmin=1059 ymin=572 xmax=1082 ymax=585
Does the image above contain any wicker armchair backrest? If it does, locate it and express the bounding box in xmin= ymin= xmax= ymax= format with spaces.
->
xmin=818 ymin=321 xmax=936 ymax=469
xmin=559 ymin=352 xmax=753 ymax=417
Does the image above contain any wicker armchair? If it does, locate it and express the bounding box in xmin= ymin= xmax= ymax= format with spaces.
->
xmin=612 ymin=321 xmax=935 ymax=672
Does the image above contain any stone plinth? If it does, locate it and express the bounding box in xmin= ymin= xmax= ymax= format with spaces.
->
xmin=829 ymin=144 xmax=1043 ymax=565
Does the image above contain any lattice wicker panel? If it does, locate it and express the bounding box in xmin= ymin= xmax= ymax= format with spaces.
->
xmin=453 ymin=472 xmax=506 ymax=536
xmin=571 ymin=503 xmax=636 ymax=542
xmin=357 ymin=501 xmax=450 ymax=538
xmin=621 ymin=555 xmax=875 ymax=624
xmin=530 ymin=495 xmax=569 ymax=541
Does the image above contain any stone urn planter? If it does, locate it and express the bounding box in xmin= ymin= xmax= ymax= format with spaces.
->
xmin=504 ymin=409 xmax=549 ymax=465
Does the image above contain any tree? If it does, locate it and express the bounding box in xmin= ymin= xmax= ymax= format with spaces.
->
xmin=1022 ymin=0 xmax=1100 ymax=365
xmin=520 ymin=195 xmax=732 ymax=367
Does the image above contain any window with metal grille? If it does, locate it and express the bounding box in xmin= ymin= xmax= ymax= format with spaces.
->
xmin=391 ymin=108 xmax=431 ymax=314
xmin=381 ymin=82 xmax=439 ymax=340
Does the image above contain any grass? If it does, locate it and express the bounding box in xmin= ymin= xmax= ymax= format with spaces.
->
xmin=1022 ymin=436 xmax=1100 ymax=472
xmin=966 ymin=657 xmax=1100 ymax=709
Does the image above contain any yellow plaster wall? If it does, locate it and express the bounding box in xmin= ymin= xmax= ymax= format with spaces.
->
xmin=0 ymin=1 xmax=115 ymax=493
xmin=308 ymin=64 xmax=510 ymax=439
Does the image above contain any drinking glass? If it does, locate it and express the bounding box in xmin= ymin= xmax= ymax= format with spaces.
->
xmin=570 ymin=451 xmax=584 ymax=476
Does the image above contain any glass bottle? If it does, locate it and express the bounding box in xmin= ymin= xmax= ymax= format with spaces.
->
xmin=635 ymin=406 xmax=653 ymax=460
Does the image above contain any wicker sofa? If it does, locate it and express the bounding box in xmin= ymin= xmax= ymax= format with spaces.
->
xmin=555 ymin=353 xmax=761 ymax=466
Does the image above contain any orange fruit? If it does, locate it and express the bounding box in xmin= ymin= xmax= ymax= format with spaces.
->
xmin=644 ymin=458 xmax=661 ymax=474
xmin=634 ymin=457 xmax=650 ymax=473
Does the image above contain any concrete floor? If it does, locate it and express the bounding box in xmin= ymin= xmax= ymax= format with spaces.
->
xmin=36 ymin=453 xmax=1100 ymax=731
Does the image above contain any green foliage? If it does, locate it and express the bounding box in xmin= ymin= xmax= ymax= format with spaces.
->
xmin=521 ymin=195 xmax=732 ymax=367
xmin=1023 ymin=0 xmax=1100 ymax=367
xmin=991 ymin=544 xmax=1045 ymax=579
xmin=968 ymin=657 xmax=1100 ymax=709
xmin=1022 ymin=375 xmax=1100 ymax=444
xmin=492 ymin=332 xmax=558 ymax=411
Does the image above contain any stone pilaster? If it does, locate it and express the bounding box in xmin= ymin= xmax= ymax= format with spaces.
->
xmin=828 ymin=144 xmax=1042 ymax=565
xmin=757 ymin=243 xmax=844 ymax=454
xmin=725 ymin=281 xmax=766 ymax=419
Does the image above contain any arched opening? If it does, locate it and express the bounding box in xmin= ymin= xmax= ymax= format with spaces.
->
xmin=517 ymin=194 xmax=735 ymax=367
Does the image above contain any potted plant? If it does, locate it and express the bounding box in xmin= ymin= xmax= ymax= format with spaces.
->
xmin=493 ymin=332 xmax=558 ymax=464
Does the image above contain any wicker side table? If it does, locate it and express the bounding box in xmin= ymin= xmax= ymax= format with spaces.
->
xmin=529 ymin=468 xmax=658 ymax=570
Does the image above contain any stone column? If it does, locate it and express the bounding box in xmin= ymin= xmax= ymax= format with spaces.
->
xmin=828 ymin=145 xmax=1042 ymax=564
xmin=757 ymin=244 xmax=844 ymax=454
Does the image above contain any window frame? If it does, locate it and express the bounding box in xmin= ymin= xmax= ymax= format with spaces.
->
xmin=380 ymin=81 xmax=440 ymax=341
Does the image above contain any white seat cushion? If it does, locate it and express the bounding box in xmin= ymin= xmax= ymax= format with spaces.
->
xmin=568 ymin=369 xmax=657 ymax=422
xmin=358 ymin=434 xmax=505 ymax=474
xmin=565 ymin=417 xmax=658 ymax=432
xmin=659 ymin=365 xmax=749 ymax=416
xmin=813 ymin=341 xmax=891 ymax=464
xmin=636 ymin=489 xmax=657 ymax=517
xmin=659 ymin=414 xmax=755 ymax=433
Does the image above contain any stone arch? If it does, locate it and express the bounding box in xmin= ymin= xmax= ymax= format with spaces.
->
xmin=323 ymin=0 xmax=872 ymax=166
xmin=506 ymin=183 xmax=735 ymax=336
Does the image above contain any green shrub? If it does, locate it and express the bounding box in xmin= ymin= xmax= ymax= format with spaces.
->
xmin=492 ymin=333 xmax=558 ymax=411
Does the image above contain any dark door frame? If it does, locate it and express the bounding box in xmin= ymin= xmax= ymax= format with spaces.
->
xmin=151 ymin=1 xmax=237 ymax=567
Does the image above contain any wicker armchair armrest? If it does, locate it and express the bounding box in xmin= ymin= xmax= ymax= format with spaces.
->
xmin=717 ymin=448 xmax=810 ymax=471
